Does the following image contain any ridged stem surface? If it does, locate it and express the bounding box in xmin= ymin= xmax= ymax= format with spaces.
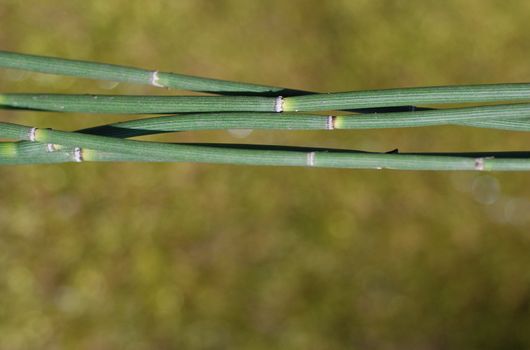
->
xmin=284 ymin=84 xmax=530 ymax=111
xmin=0 ymin=50 xmax=288 ymax=95
xmin=1 ymin=121 xmax=530 ymax=171
xmin=0 ymin=94 xmax=276 ymax=114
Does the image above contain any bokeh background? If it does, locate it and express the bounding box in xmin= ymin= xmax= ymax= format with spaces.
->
xmin=1 ymin=1 xmax=530 ymax=349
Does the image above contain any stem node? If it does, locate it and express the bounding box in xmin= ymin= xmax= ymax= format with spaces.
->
xmin=150 ymin=70 xmax=164 ymax=88
xmin=474 ymin=158 xmax=485 ymax=171
xmin=73 ymin=147 xmax=84 ymax=162
xmin=307 ymin=152 xmax=316 ymax=167
xmin=274 ymin=96 xmax=284 ymax=113
xmin=28 ymin=127 xmax=37 ymax=142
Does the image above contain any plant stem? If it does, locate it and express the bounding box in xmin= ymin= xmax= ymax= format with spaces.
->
xmin=4 ymin=102 xmax=530 ymax=164
xmin=73 ymin=104 xmax=530 ymax=139
xmin=1 ymin=121 xmax=530 ymax=170
xmin=0 ymin=142 xmax=75 ymax=164
xmin=456 ymin=118 xmax=530 ymax=131
xmin=334 ymin=103 xmax=530 ymax=129
xmin=0 ymin=50 xmax=425 ymax=113
xmin=2 ymin=83 xmax=530 ymax=114
xmin=0 ymin=50 xmax=292 ymax=95
xmin=0 ymin=94 xmax=277 ymax=114
xmin=79 ymin=113 xmax=330 ymax=137
xmin=3 ymin=103 xmax=530 ymax=166
xmin=283 ymin=84 xmax=530 ymax=111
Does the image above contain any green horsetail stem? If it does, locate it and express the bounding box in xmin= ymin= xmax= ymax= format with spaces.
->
xmin=333 ymin=103 xmax=530 ymax=129
xmin=282 ymin=83 xmax=530 ymax=111
xmin=0 ymin=51 xmax=424 ymax=112
xmin=0 ymin=94 xmax=278 ymax=114
xmin=2 ymin=83 xmax=530 ymax=115
xmin=456 ymin=118 xmax=530 ymax=131
xmin=4 ymin=139 xmax=530 ymax=171
xmin=76 ymin=104 xmax=530 ymax=139
xmin=79 ymin=113 xmax=331 ymax=138
xmin=0 ymin=50 xmax=291 ymax=95
xmin=2 ymin=121 xmax=530 ymax=170
xmin=84 ymin=148 xmax=530 ymax=172
xmin=4 ymin=103 xmax=530 ymax=165
xmin=0 ymin=142 xmax=75 ymax=164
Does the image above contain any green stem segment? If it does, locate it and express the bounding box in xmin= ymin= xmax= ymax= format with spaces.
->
xmin=2 ymin=84 xmax=530 ymax=114
xmin=3 ymin=103 xmax=530 ymax=168
xmin=75 ymin=103 xmax=530 ymax=138
xmin=0 ymin=94 xmax=277 ymax=114
xmin=334 ymin=103 xmax=530 ymax=129
xmin=0 ymin=50 xmax=426 ymax=113
xmin=0 ymin=50 xmax=289 ymax=95
xmin=283 ymin=84 xmax=530 ymax=111
xmin=1 ymin=121 xmax=530 ymax=171
xmin=0 ymin=142 xmax=75 ymax=164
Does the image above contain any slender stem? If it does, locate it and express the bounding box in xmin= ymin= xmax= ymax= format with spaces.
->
xmin=0 ymin=50 xmax=425 ymax=113
xmin=0 ymin=50 xmax=292 ymax=95
xmin=2 ymin=84 xmax=530 ymax=115
xmin=0 ymin=94 xmax=277 ymax=114
xmin=283 ymin=84 xmax=530 ymax=111
xmin=1 ymin=121 xmax=530 ymax=170
xmin=79 ymin=113 xmax=330 ymax=137
xmin=456 ymin=118 xmax=530 ymax=131
xmin=3 ymin=103 xmax=530 ymax=166
xmin=74 ymin=104 xmax=530 ymax=139
xmin=334 ymin=103 xmax=530 ymax=129
xmin=0 ymin=142 xmax=75 ymax=164
xmin=4 ymin=103 xmax=530 ymax=165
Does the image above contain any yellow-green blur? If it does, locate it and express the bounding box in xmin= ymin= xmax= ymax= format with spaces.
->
xmin=1 ymin=1 xmax=530 ymax=349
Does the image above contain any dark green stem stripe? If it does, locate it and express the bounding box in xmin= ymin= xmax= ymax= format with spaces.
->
xmin=0 ymin=50 xmax=288 ymax=95
xmin=0 ymin=94 xmax=276 ymax=114
xmin=283 ymin=84 xmax=530 ymax=111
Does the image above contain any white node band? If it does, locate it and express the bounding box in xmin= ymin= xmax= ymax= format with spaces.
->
xmin=73 ymin=147 xmax=83 ymax=162
xmin=326 ymin=116 xmax=335 ymax=130
xmin=307 ymin=152 xmax=316 ymax=167
xmin=150 ymin=71 xmax=164 ymax=88
xmin=274 ymin=96 xmax=284 ymax=113
xmin=474 ymin=158 xmax=485 ymax=171
xmin=28 ymin=128 xmax=37 ymax=142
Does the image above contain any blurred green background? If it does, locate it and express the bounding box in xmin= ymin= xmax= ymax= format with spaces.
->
xmin=1 ymin=1 xmax=530 ymax=349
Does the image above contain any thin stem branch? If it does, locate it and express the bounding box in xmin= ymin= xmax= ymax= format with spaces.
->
xmin=0 ymin=94 xmax=277 ymax=114
xmin=0 ymin=50 xmax=425 ymax=113
xmin=0 ymin=50 xmax=292 ymax=95
xmin=2 ymin=84 xmax=530 ymax=115
xmin=4 ymin=103 xmax=530 ymax=166
xmin=283 ymin=84 xmax=530 ymax=111
xmin=1 ymin=121 xmax=530 ymax=171
xmin=74 ymin=104 xmax=530 ymax=138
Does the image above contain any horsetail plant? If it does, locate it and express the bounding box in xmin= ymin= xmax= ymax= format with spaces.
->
xmin=1 ymin=50 xmax=530 ymax=171
xmin=0 ymin=50 xmax=291 ymax=95
xmin=3 ymin=121 xmax=530 ymax=171
xmin=2 ymin=84 xmax=530 ymax=114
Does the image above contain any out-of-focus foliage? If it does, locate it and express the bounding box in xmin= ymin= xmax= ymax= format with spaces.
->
xmin=1 ymin=1 xmax=530 ymax=349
